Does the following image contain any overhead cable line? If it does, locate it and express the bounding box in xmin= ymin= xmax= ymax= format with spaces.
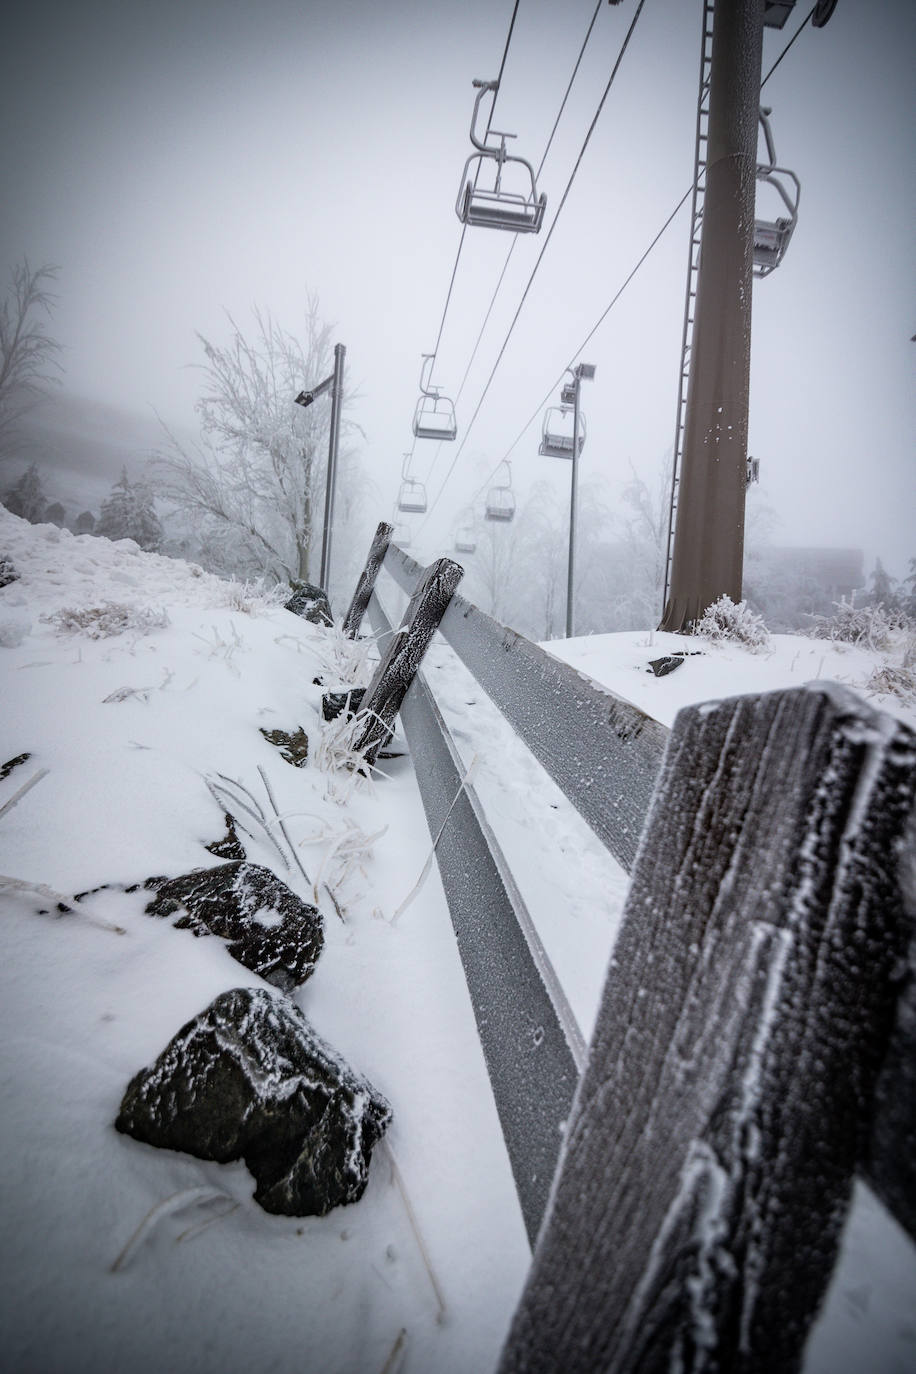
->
xmin=461 ymin=3 xmax=820 ymax=511
xmin=401 ymin=0 xmax=519 ymax=482
xmin=426 ymin=0 xmax=520 ymax=376
xmin=761 ymin=3 xmax=816 ymax=86
xmin=419 ymin=0 xmax=607 ymax=501
xmin=419 ymin=0 xmax=647 ymax=532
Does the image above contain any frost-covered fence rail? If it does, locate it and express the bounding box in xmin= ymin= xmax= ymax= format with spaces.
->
xmin=498 ymin=683 xmax=916 ymax=1374
xmin=349 ymin=533 xmax=915 ymax=1327
xmin=381 ymin=541 xmax=669 ymax=872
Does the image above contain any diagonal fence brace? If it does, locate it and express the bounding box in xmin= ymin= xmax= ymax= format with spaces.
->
xmin=341 ymin=521 xmax=393 ymax=639
xmin=351 ymin=555 xmax=464 ymax=768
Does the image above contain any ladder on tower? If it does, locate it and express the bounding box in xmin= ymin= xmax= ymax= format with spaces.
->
xmin=662 ymin=0 xmax=715 ymax=618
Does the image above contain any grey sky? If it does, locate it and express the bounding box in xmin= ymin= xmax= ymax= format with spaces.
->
xmin=2 ymin=0 xmax=913 ymax=576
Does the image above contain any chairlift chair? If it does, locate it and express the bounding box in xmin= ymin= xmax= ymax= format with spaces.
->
xmin=539 ymin=405 xmax=586 ymax=460
xmin=454 ymin=526 xmax=477 ymax=554
xmin=396 ymin=453 xmax=428 ymax=514
xmin=456 ymin=80 xmax=547 ymax=235
xmin=413 ymin=353 xmax=457 ymax=441
xmin=485 ymin=463 xmax=516 ymax=522
xmin=392 ymin=522 xmax=412 ymax=549
xmin=754 ymin=108 xmax=800 ymax=278
xmin=398 ymin=479 xmax=427 ymax=514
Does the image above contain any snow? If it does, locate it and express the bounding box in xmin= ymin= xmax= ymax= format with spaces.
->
xmin=1 ymin=505 xmax=913 ymax=1372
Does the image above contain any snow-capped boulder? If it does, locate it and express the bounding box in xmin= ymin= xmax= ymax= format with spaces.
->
xmin=116 ymin=987 xmax=392 ymax=1217
xmin=284 ymin=579 xmax=333 ymax=627
xmin=144 ymin=861 xmax=323 ymax=992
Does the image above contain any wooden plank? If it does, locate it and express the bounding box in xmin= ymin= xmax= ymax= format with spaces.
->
xmin=352 ymin=556 xmax=463 ymax=768
xmin=368 ymin=589 xmax=585 ymax=1246
xmin=498 ymin=682 xmax=916 ymax=1374
xmin=341 ymin=521 xmax=393 ymax=639
xmin=382 ymin=543 xmax=668 ymax=873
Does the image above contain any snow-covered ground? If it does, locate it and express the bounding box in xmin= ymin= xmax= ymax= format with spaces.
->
xmin=1 ymin=505 xmax=914 ymax=1373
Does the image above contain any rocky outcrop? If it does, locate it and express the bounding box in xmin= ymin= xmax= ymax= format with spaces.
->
xmin=116 ymin=987 xmax=392 ymax=1216
xmin=285 ymin=580 xmax=333 ymax=627
xmin=144 ymin=861 xmax=323 ymax=992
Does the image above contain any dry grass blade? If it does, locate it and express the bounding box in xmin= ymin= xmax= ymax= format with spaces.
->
xmin=256 ymin=763 xmax=311 ymax=887
xmin=382 ymin=1140 xmax=446 ymax=1324
xmin=0 ymin=767 xmax=49 ymax=821
xmin=391 ymin=756 xmax=478 ymax=926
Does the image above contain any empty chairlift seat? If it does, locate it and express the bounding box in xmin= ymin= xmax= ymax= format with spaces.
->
xmin=539 ymin=405 xmax=586 ymax=459
xmin=454 ymin=523 xmax=477 ymax=554
xmin=398 ymin=478 xmax=427 ymax=514
xmin=413 ymin=353 xmax=457 ymax=441
xmin=754 ymin=107 xmax=800 ymax=278
xmin=486 ymin=461 xmax=516 ymax=521
xmin=455 ymin=79 xmax=546 ymax=235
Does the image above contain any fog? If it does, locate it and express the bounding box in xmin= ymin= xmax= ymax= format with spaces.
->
xmin=2 ymin=0 xmax=913 ymax=578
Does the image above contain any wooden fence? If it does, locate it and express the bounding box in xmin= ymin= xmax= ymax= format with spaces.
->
xmin=341 ymin=524 xmax=915 ymax=1373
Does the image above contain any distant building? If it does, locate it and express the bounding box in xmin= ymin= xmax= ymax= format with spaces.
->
xmin=745 ymin=546 xmax=865 ymax=630
xmin=74 ymin=510 xmax=96 ymax=535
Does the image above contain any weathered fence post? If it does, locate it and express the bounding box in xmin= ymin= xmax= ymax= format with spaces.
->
xmin=498 ymin=682 xmax=916 ymax=1374
xmin=341 ymin=521 xmax=393 ymax=639
xmin=352 ymin=556 xmax=463 ymax=767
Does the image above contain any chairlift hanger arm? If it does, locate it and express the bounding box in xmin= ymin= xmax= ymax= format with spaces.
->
xmin=469 ymin=78 xmax=518 ymax=155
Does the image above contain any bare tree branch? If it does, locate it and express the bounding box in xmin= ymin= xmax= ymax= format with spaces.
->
xmin=0 ymin=261 xmax=63 ymax=459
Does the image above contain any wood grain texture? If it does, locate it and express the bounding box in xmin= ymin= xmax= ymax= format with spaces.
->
xmin=498 ymin=682 xmax=916 ymax=1374
xmin=352 ymin=556 xmax=463 ymax=767
xmin=341 ymin=521 xmax=393 ymax=639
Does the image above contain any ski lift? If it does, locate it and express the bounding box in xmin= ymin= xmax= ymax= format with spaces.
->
xmin=754 ymin=108 xmax=800 ymax=278
xmin=413 ymin=354 xmax=457 ymax=441
xmin=392 ymin=522 xmax=412 ymax=549
xmin=454 ymin=512 xmax=477 ymax=554
xmin=397 ymin=454 xmax=427 ymax=514
xmin=485 ymin=462 xmax=516 ymax=522
xmin=539 ymin=404 xmax=586 ymax=460
xmin=455 ymin=79 xmax=547 ymax=235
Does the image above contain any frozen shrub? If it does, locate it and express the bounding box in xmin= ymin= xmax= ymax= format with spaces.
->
xmin=865 ymin=635 xmax=916 ymax=704
xmin=212 ymin=578 xmax=290 ymax=615
xmin=42 ymin=601 xmax=170 ymax=639
xmin=695 ymin=594 xmax=769 ymax=651
xmin=807 ymin=600 xmax=905 ymax=652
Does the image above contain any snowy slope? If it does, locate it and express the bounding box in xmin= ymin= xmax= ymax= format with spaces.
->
xmin=1 ymin=506 xmax=914 ymax=1373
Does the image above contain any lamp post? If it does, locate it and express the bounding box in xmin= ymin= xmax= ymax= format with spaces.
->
xmin=294 ymin=341 xmax=346 ymax=594
xmin=564 ymin=362 xmax=595 ymax=639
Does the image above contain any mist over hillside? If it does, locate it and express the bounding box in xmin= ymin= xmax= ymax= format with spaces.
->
xmin=1 ymin=391 xmax=187 ymax=522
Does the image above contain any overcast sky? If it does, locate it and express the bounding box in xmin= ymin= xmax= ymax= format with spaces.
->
xmin=2 ymin=0 xmax=913 ymax=577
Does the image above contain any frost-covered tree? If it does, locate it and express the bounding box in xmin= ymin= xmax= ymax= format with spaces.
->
xmin=866 ymin=557 xmax=898 ymax=611
xmin=0 ymin=261 xmax=62 ymax=460
xmin=45 ymin=501 xmax=66 ymax=526
xmin=151 ymin=300 xmax=361 ymax=584
xmin=901 ymin=558 xmax=916 ymax=622
xmin=96 ymin=467 xmax=162 ymax=550
xmin=3 ymin=462 xmax=47 ymax=523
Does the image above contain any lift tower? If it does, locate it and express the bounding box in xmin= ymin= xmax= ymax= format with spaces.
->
xmin=659 ymin=0 xmax=764 ymax=631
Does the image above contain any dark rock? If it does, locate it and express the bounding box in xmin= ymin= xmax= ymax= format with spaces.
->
xmin=144 ymin=861 xmax=323 ymax=992
xmin=321 ymin=687 xmax=366 ymax=722
xmin=205 ymin=813 xmax=246 ymax=861
xmin=647 ymin=654 xmax=685 ymax=678
xmin=285 ymin=580 xmax=333 ymax=627
xmin=0 ymin=751 xmax=31 ymax=781
xmin=116 ymin=987 xmax=392 ymax=1217
xmin=259 ymin=725 xmax=309 ymax=767
xmin=0 ymin=555 xmax=18 ymax=589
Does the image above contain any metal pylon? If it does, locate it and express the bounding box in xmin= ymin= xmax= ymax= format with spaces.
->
xmin=662 ymin=0 xmax=715 ymax=618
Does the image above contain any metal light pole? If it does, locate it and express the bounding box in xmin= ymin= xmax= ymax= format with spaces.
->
xmin=565 ymin=362 xmax=595 ymax=640
xmin=294 ymin=341 xmax=346 ymax=594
